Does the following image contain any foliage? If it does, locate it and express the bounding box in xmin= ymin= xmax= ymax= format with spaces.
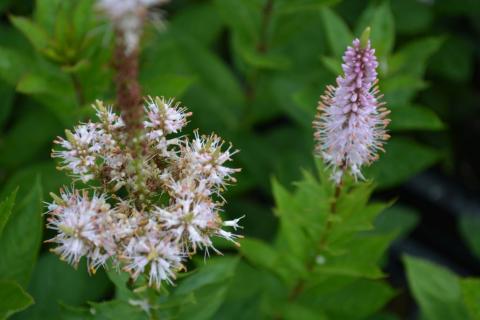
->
xmin=0 ymin=0 xmax=479 ymax=319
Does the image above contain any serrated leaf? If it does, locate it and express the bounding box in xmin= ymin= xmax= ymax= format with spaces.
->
xmin=0 ymin=280 xmax=34 ymax=319
xmin=318 ymin=234 xmax=394 ymax=279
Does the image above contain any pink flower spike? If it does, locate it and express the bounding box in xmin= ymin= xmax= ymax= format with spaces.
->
xmin=313 ymin=36 xmax=390 ymax=184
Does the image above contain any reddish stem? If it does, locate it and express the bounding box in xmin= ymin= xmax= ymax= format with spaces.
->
xmin=113 ymin=31 xmax=144 ymax=136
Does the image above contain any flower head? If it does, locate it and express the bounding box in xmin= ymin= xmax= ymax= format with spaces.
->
xmin=48 ymin=97 xmax=242 ymax=287
xmin=313 ymin=37 xmax=390 ymax=183
xmin=179 ymin=132 xmax=240 ymax=190
xmin=123 ymin=226 xmax=184 ymax=287
xmin=52 ymin=124 xmax=102 ymax=183
xmin=47 ymin=189 xmax=115 ymax=270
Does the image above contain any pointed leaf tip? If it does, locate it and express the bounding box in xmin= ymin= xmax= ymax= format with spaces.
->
xmin=360 ymin=27 xmax=371 ymax=48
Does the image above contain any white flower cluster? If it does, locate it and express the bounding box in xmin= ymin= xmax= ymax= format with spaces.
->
xmin=48 ymin=97 xmax=242 ymax=287
xmin=97 ymin=0 xmax=169 ymax=54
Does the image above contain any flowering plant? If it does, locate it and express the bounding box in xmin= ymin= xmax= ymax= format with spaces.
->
xmin=48 ymin=98 xmax=241 ymax=287
xmin=0 ymin=1 xmax=479 ymax=320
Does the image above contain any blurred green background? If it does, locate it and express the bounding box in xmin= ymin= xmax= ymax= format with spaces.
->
xmin=1 ymin=0 xmax=480 ymax=319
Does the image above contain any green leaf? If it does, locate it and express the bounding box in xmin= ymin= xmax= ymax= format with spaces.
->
xmin=372 ymin=205 xmax=419 ymax=240
xmin=34 ymin=0 xmax=63 ymax=34
xmin=276 ymin=0 xmax=339 ymax=14
xmin=16 ymin=254 xmax=112 ymax=320
xmin=237 ymin=45 xmax=291 ymax=70
xmin=461 ymin=278 xmax=480 ymax=320
xmin=272 ymin=177 xmax=318 ymax=262
xmin=174 ymin=257 xmax=239 ymax=320
xmin=0 ymin=46 xmax=31 ymax=85
xmin=392 ymin=0 xmax=433 ymax=35
xmin=0 ymin=80 xmax=15 ymax=128
xmin=212 ymin=261 xmax=267 ymax=319
xmin=317 ymin=234 xmax=394 ymax=279
xmin=106 ymin=267 xmax=133 ymax=300
xmin=239 ymin=238 xmax=279 ymax=272
xmin=404 ymin=255 xmax=469 ymax=320
xmin=389 ymin=104 xmax=444 ymax=131
xmin=282 ymin=303 xmax=328 ymax=320
xmin=430 ymin=37 xmax=474 ymax=83
xmin=213 ymin=0 xmax=260 ymax=45
xmin=383 ymin=74 xmax=428 ymax=107
xmin=16 ymin=73 xmax=51 ymax=94
xmin=16 ymin=70 xmax=76 ymax=108
xmin=389 ymin=37 xmax=444 ymax=78
xmin=0 ymin=105 xmax=60 ymax=169
xmin=459 ymin=214 xmax=480 ymax=261
xmin=365 ymin=137 xmax=440 ymax=189
xmin=301 ymin=277 xmax=395 ymax=319
xmin=0 ymin=178 xmax=43 ymax=286
xmin=141 ymin=74 xmax=196 ymax=99
xmin=0 ymin=280 xmax=34 ymax=320
xmin=9 ymin=16 xmax=49 ymax=51
xmin=141 ymin=32 xmax=244 ymax=131
xmin=0 ymin=161 xmax=69 ymax=201
xmin=0 ymin=188 xmax=17 ymax=237
xmin=176 ymin=283 xmax=229 ymax=320
xmin=170 ymin=2 xmax=224 ymax=46
xmin=88 ymin=300 xmax=146 ymax=320
xmin=175 ymin=257 xmax=239 ymax=296
xmin=320 ymin=7 xmax=353 ymax=58
xmin=319 ymin=55 xmax=342 ymax=75
xmin=355 ymin=1 xmax=395 ymax=60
